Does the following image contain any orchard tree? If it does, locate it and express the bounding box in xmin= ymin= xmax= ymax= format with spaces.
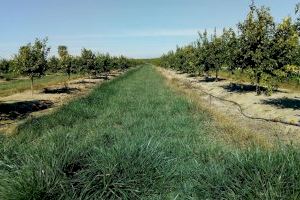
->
xmin=295 ymin=3 xmax=300 ymax=34
xmin=0 ymin=59 xmax=11 ymax=75
xmin=196 ymin=30 xmax=211 ymax=79
xmin=81 ymin=48 xmax=96 ymax=77
xmin=95 ymin=53 xmax=111 ymax=79
xmin=14 ymin=38 xmax=50 ymax=94
xmin=270 ymin=17 xmax=299 ymax=88
xmin=180 ymin=45 xmax=197 ymax=74
xmin=159 ymin=1 xmax=300 ymax=95
xmin=170 ymin=46 xmax=183 ymax=71
xmin=207 ymin=29 xmax=224 ymax=81
xmin=115 ymin=56 xmax=130 ymax=70
xmin=58 ymin=45 xmax=72 ymax=79
xmin=47 ymin=56 xmax=60 ymax=73
xmin=172 ymin=47 xmax=184 ymax=71
xmin=71 ymin=56 xmax=83 ymax=73
xmin=221 ymin=28 xmax=239 ymax=73
xmin=160 ymin=51 xmax=175 ymax=69
xmin=238 ymin=3 xmax=275 ymax=94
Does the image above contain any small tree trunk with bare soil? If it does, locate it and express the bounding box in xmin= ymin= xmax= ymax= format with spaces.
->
xmin=215 ymin=69 xmax=219 ymax=82
xmin=30 ymin=76 xmax=34 ymax=96
xmin=65 ymin=71 xmax=70 ymax=89
xmin=105 ymin=71 xmax=109 ymax=80
xmin=255 ymin=73 xmax=261 ymax=95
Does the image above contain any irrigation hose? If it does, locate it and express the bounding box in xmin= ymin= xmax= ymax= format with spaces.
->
xmin=184 ymin=79 xmax=300 ymax=128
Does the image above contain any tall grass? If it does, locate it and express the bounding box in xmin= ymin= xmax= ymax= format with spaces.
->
xmin=1 ymin=65 xmax=300 ymax=199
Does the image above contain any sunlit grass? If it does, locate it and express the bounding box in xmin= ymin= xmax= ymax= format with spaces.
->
xmin=1 ymin=65 xmax=300 ymax=199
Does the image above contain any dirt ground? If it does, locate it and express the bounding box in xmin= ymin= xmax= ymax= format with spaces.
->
xmin=0 ymin=70 xmax=124 ymax=134
xmin=158 ymin=67 xmax=300 ymax=146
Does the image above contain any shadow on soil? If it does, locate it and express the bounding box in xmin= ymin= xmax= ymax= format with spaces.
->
xmin=222 ymin=83 xmax=262 ymax=93
xmin=71 ymin=80 xmax=97 ymax=85
xmin=96 ymin=75 xmax=110 ymax=80
xmin=43 ymin=87 xmax=80 ymax=94
xmin=262 ymin=97 xmax=300 ymax=110
xmin=199 ymin=77 xmax=227 ymax=82
xmin=176 ymin=71 xmax=186 ymax=75
xmin=109 ymin=74 xmax=120 ymax=78
xmin=221 ymin=83 xmax=285 ymax=94
xmin=0 ymin=100 xmax=54 ymax=120
xmin=187 ymin=74 xmax=198 ymax=78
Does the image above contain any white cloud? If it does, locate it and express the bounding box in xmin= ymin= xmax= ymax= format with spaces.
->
xmin=0 ymin=28 xmax=231 ymax=59
xmin=50 ymin=28 xmax=222 ymax=40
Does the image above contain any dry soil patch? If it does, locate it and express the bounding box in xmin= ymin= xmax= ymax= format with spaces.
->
xmin=0 ymin=70 xmax=124 ymax=134
xmin=159 ymin=67 xmax=300 ymax=145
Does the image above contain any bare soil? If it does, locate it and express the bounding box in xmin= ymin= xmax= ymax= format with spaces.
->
xmin=0 ymin=70 xmax=124 ymax=135
xmin=158 ymin=67 xmax=300 ymax=146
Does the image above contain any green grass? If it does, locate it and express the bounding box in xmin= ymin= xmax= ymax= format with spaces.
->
xmin=0 ymin=74 xmax=83 ymax=97
xmin=1 ymin=65 xmax=300 ymax=199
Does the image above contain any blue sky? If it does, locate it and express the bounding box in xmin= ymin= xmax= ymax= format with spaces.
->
xmin=0 ymin=0 xmax=299 ymax=58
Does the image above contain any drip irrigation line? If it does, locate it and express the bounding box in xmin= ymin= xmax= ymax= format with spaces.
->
xmin=186 ymin=80 xmax=300 ymax=128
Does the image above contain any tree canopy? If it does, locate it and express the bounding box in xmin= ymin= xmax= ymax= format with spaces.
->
xmin=159 ymin=2 xmax=300 ymax=95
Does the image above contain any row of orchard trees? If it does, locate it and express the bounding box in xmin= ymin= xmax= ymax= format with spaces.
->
xmin=160 ymin=2 xmax=300 ymax=95
xmin=0 ymin=38 xmax=139 ymax=90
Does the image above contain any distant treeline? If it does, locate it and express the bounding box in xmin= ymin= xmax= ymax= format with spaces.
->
xmin=0 ymin=38 xmax=142 ymax=85
xmin=159 ymin=2 xmax=300 ymax=95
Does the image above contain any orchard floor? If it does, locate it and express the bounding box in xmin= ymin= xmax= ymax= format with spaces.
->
xmin=1 ymin=65 xmax=300 ymax=199
xmin=0 ymin=70 xmax=124 ymax=134
xmin=158 ymin=67 xmax=300 ymax=145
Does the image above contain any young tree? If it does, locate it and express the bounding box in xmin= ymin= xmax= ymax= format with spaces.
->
xmin=207 ymin=29 xmax=224 ymax=81
xmin=159 ymin=51 xmax=175 ymax=69
xmin=70 ymin=56 xmax=83 ymax=73
xmin=238 ymin=3 xmax=275 ymax=94
xmin=81 ymin=48 xmax=96 ymax=77
xmin=295 ymin=3 xmax=300 ymax=34
xmin=196 ymin=30 xmax=211 ymax=79
xmin=115 ymin=55 xmax=131 ymax=70
xmin=184 ymin=45 xmax=198 ymax=74
xmin=270 ymin=17 xmax=299 ymax=88
xmin=58 ymin=45 xmax=72 ymax=79
xmin=14 ymin=38 xmax=50 ymax=94
xmin=159 ymin=1 xmax=300 ymax=94
xmin=47 ymin=56 xmax=60 ymax=73
xmin=95 ymin=53 xmax=111 ymax=79
xmin=0 ymin=59 xmax=11 ymax=76
xmin=221 ymin=28 xmax=239 ymax=73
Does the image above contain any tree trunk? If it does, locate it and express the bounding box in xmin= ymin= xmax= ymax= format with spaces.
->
xmin=64 ymin=72 xmax=70 ymax=89
xmin=204 ymin=71 xmax=209 ymax=81
xmin=30 ymin=76 xmax=34 ymax=96
xmin=256 ymin=73 xmax=261 ymax=95
xmin=215 ymin=69 xmax=219 ymax=82
xmin=105 ymin=71 xmax=109 ymax=80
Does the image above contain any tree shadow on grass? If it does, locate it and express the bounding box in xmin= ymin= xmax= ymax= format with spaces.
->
xmin=262 ymin=97 xmax=300 ymax=110
xmin=43 ymin=87 xmax=80 ymax=94
xmin=0 ymin=100 xmax=54 ymax=120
